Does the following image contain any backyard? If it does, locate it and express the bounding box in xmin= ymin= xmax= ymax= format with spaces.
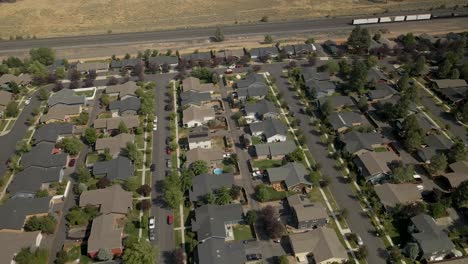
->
xmin=233 ymin=224 xmax=254 ymax=241
xmin=252 ymin=159 xmax=283 ymax=170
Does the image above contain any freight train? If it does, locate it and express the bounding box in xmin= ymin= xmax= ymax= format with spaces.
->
xmin=352 ymin=11 xmax=467 ymax=25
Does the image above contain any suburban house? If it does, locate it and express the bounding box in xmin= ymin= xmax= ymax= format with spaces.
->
xmin=222 ymin=49 xmax=246 ymax=63
xmin=182 ymin=105 xmax=215 ymax=128
xmin=291 ymin=44 xmax=316 ymax=56
xmin=79 ymin=185 xmax=133 ymax=258
xmin=185 ymin=147 xmax=224 ymax=167
xmin=0 ymin=230 xmax=43 ymax=264
xmin=189 ymin=173 xmax=235 ymax=202
xmin=329 ymin=111 xmax=370 ymax=133
xmin=32 ymin=123 xmax=74 ymax=145
xmin=110 ymin=58 xmax=143 ymax=70
xmin=438 ymin=86 xmax=468 ymax=105
xmin=147 ymin=56 xmax=179 ymax=69
xmin=181 ymin=52 xmax=213 ymax=65
xmin=109 ymin=96 xmax=141 ymax=116
xmin=374 ymin=183 xmax=422 ymax=211
xmin=192 ymin=204 xmax=244 ymax=242
xmin=0 ymin=197 xmax=52 ymax=231
xmin=301 ymin=67 xmax=336 ymax=98
xmin=0 ymin=90 xmax=12 ymax=117
xmin=244 ymin=100 xmax=279 ymax=123
xmin=8 ymin=167 xmax=64 ymax=198
xmin=47 ymin=89 xmax=86 ymax=107
xmin=75 ymin=62 xmax=109 ymax=73
xmin=433 ymin=79 xmax=467 ymax=89
xmin=288 ymin=227 xmax=349 ymax=264
xmin=249 ymin=47 xmax=279 ymax=59
xmin=396 ymin=113 xmax=439 ymax=136
xmin=196 ymin=238 xmax=246 ymax=264
xmin=367 ymin=67 xmax=388 ymax=83
xmin=95 ymin=133 xmax=135 ymax=157
xmin=367 ymin=83 xmax=398 ymax=102
xmin=40 ymin=104 xmax=82 ymax=123
xmin=92 ymin=156 xmax=134 ymax=180
xmin=188 ymin=126 xmax=212 ymax=149
xmin=408 ymin=214 xmax=455 ymax=262
xmin=249 ymin=118 xmax=287 ymax=143
xmin=439 ymin=161 xmax=468 ymax=190
xmin=317 ymin=95 xmax=356 ymax=112
xmin=323 ymin=40 xmax=338 ymax=55
xmin=342 ymin=131 xmax=385 ymax=155
xmin=266 ymin=162 xmax=312 ymax=192
xmin=21 ymin=142 xmax=68 ymax=169
xmin=416 ymin=134 xmax=454 ymax=163
xmin=182 ymin=77 xmax=215 ymax=94
xmin=354 ymin=150 xmax=400 ymax=183
xmin=180 ymin=90 xmax=212 ymax=108
xmin=93 ymin=115 xmax=140 ymax=132
xmin=235 ymin=73 xmax=269 ymax=102
xmin=105 ymin=81 xmax=138 ymax=100
xmin=0 ymin=73 xmax=32 ymax=87
xmin=253 ymin=140 xmax=297 ymax=160
xmin=370 ymin=37 xmax=397 ymax=50
xmin=287 ymin=194 xmax=329 ymax=230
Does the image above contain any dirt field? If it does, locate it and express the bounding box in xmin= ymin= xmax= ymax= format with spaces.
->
xmin=0 ymin=0 xmax=466 ymax=39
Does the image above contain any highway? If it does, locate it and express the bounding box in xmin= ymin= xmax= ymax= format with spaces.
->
xmin=0 ymin=11 xmax=468 ymax=53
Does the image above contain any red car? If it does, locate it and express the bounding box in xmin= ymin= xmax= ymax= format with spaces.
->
xmin=166 ymin=147 xmax=172 ymax=155
xmin=68 ymin=159 xmax=76 ymax=167
xmin=167 ymin=214 xmax=174 ymax=225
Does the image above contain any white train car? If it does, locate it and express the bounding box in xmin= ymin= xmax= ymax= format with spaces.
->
xmin=352 ymin=13 xmax=432 ymax=25
xmin=405 ymin=15 xmax=418 ymax=21
xmin=394 ymin=16 xmax=406 ymax=22
xmin=379 ymin=17 xmax=392 ymax=23
xmin=352 ymin=19 xmax=368 ymax=25
xmin=416 ymin=14 xmax=431 ymax=20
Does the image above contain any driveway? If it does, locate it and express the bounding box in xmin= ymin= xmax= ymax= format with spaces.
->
xmin=262 ymin=63 xmax=388 ymax=264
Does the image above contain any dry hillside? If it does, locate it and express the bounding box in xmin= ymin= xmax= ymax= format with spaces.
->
xmin=0 ymin=0 xmax=466 ymax=39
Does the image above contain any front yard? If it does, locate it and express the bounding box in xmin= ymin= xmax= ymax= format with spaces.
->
xmin=252 ymin=159 xmax=283 ymax=170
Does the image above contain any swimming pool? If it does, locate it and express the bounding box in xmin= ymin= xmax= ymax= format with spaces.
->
xmin=213 ymin=168 xmax=223 ymax=175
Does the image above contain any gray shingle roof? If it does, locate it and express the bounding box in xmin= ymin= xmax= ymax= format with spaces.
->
xmin=110 ymin=58 xmax=142 ymax=68
xmin=0 ymin=231 xmax=42 ymax=263
xmin=249 ymin=47 xmax=279 ymax=57
xmin=301 ymin=67 xmax=330 ymax=82
xmin=92 ymin=156 xmax=134 ymax=180
xmin=266 ymin=162 xmax=311 ymax=189
xmin=192 ymin=204 xmax=244 ymax=242
xmin=109 ymin=97 xmax=141 ymax=113
xmin=236 ymin=73 xmax=268 ymax=93
xmin=32 ymin=123 xmax=74 ymax=144
xmin=368 ymin=83 xmax=397 ymax=100
xmin=433 ymin=79 xmax=467 ymax=89
xmin=197 ymin=239 xmax=246 ymax=264
xmin=374 ymin=183 xmax=421 ymax=209
xmin=342 ymin=131 xmax=384 ymax=154
xmin=329 ymin=112 xmax=368 ymax=131
xmin=287 ymin=194 xmax=328 ymax=223
xmin=21 ymin=142 xmax=68 ymax=169
xmin=318 ymin=96 xmax=355 ymax=110
xmin=249 ymin=118 xmax=287 ymax=139
xmin=305 ymin=79 xmax=336 ymax=94
xmin=180 ymin=91 xmax=212 ymax=107
xmin=47 ymin=89 xmax=86 ymax=107
xmin=0 ymin=197 xmax=52 ymax=230
xmin=244 ymin=100 xmax=279 ymax=117
xmin=410 ymin=214 xmax=455 ymax=257
xmin=189 ymin=173 xmax=234 ymax=202
xmin=76 ymin=62 xmax=109 ymax=72
xmin=79 ymin=185 xmax=132 ymax=215
xmin=254 ymin=141 xmax=297 ymax=157
xmin=8 ymin=167 xmax=62 ymax=197
xmin=182 ymin=52 xmax=212 ymax=61
xmin=147 ymin=56 xmax=178 ymax=65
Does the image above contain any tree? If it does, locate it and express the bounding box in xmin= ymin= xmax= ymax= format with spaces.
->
xmin=30 ymin=47 xmax=55 ymax=65
xmin=260 ymin=206 xmax=285 ymax=239
xmin=15 ymin=140 xmax=31 ymax=154
xmin=429 ymin=202 xmax=447 ymax=219
xmin=5 ymin=101 xmax=19 ymax=117
xmin=77 ymin=164 xmax=91 ymax=183
xmin=58 ymin=137 xmax=83 ymax=155
xmin=320 ymin=99 xmax=333 ymax=116
xmin=278 ymin=255 xmax=289 ymax=264
xmin=325 ymin=59 xmax=339 ymax=75
xmin=122 ymin=240 xmax=158 ymax=264
xmin=28 ymin=61 xmax=48 ymax=83
xmin=245 ymin=210 xmax=258 ymax=225
xmin=404 ymin=242 xmax=419 ymax=260
xmin=401 ymin=33 xmax=416 ymax=50
xmin=448 ymin=139 xmax=467 ymax=163
xmin=286 ymin=148 xmax=303 ymax=162
xmin=461 ymin=62 xmax=468 ymax=80
xmin=180 ymin=169 xmax=195 ymax=192
xmin=305 ymin=37 xmax=315 ymax=44
xmin=15 ymin=248 xmax=49 ymax=264
xmin=412 ymin=55 xmax=426 ymax=76
xmin=118 ymin=121 xmax=129 ymax=134
xmin=438 ymin=59 xmax=452 ymax=79
xmin=124 ymin=177 xmax=139 ymax=192
xmin=357 ymin=96 xmax=369 ymax=112
xmin=164 ymin=175 xmax=183 ymax=209
xmin=24 ymin=215 xmax=56 ymax=234
xmin=264 ymin=35 xmax=273 ymax=44
xmin=349 ymin=60 xmax=368 ymax=93
xmin=83 ymin=128 xmax=97 ymax=145
xmin=451 ymin=68 xmax=460 ymax=79
xmin=74 ymin=111 xmax=89 ymax=125
xmin=55 ymin=249 xmax=68 ymax=264
xmin=138 ymin=200 xmax=152 ymax=211
xmin=215 ymin=186 xmax=232 ymax=205
xmin=123 ymin=142 xmax=142 ymax=164
xmin=55 ymin=66 xmax=66 ymax=79
xmin=96 ymin=248 xmax=113 ymax=261
xmin=96 ymin=177 xmax=111 ymax=189
xmin=366 ymin=55 xmax=378 ymax=68
xmin=213 ymin=27 xmax=225 ymax=42
xmin=172 ymin=248 xmax=185 ymax=264
xmin=190 ymin=160 xmax=209 ymax=175
xmin=356 ymin=245 xmax=368 ymax=260
xmin=392 ymin=163 xmax=415 ymax=183
xmin=427 ymin=153 xmax=447 ymax=175
xmin=37 ymin=87 xmax=49 ymax=101
xmin=137 ymin=184 xmax=152 ymax=196
xmin=452 ymin=180 xmax=468 ymax=208
xmin=347 ymin=26 xmax=371 ymax=52
xmin=101 ymin=148 xmax=112 ymax=161
xmin=401 ymin=114 xmax=424 ymax=151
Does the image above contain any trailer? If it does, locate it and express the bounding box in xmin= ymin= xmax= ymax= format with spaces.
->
xmin=416 ymin=14 xmax=431 ymax=20
xmin=379 ymin=17 xmax=392 ymax=23
xmin=352 ymin=19 xmax=368 ymax=25
xmin=394 ymin=16 xmax=406 ymax=22
xmin=405 ymin=15 xmax=418 ymax=21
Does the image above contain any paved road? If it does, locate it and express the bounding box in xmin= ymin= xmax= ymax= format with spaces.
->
xmin=146 ymin=73 xmax=177 ymax=263
xmin=0 ymin=14 xmax=468 ymax=53
xmin=0 ymin=87 xmax=46 ymax=179
xmin=262 ymin=63 xmax=388 ymax=264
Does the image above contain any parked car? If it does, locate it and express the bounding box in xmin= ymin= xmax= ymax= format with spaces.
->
xmin=166 ymin=159 xmax=172 ymax=168
xmin=165 ymin=137 xmax=171 ymax=145
xmin=68 ymin=159 xmax=76 ymax=167
xmin=357 ymin=235 xmax=364 ymax=246
xmin=225 ymin=69 xmax=233 ymax=74
xmin=167 ymin=214 xmax=174 ymax=225
xmin=5 ymin=159 xmax=11 ymax=166
xmin=413 ymin=174 xmax=423 ymax=183
xmin=166 ymin=147 xmax=172 ymax=155
xmin=153 ymin=124 xmax=157 ymax=131
xmin=149 ymin=216 xmax=155 ymax=229
xmin=223 ymin=153 xmax=231 ymax=158
xmin=25 ymin=98 xmax=31 ymax=105
xmin=150 ymin=164 xmax=156 ymax=172
xmin=246 ymin=254 xmax=262 ymax=261
xmin=165 ymin=170 xmax=171 ymax=177
xmin=252 ymin=171 xmax=263 ymax=178
xmin=154 ymin=116 xmax=158 ymax=123
xmin=149 ymin=229 xmax=155 ymax=241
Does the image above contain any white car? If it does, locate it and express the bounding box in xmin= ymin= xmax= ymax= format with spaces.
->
xmin=417 ymin=185 xmax=424 ymax=191
xmin=154 ymin=116 xmax=158 ymax=123
xmin=149 ymin=217 xmax=155 ymax=230
xmin=24 ymin=98 xmax=31 ymax=105
xmin=223 ymin=153 xmax=231 ymax=158
xmin=357 ymin=235 xmax=364 ymax=246
xmin=153 ymin=124 xmax=157 ymax=131
xmin=252 ymin=171 xmax=262 ymax=177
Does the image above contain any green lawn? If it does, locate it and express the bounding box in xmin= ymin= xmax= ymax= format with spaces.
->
xmin=233 ymin=225 xmax=254 ymax=241
xmin=251 ymin=136 xmax=263 ymax=145
xmin=0 ymin=119 xmax=7 ymax=131
xmin=373 ymin=147 xmax=388 ymax=152
xmin=97 ymin=112 xmax=112 ymax=119
xmin=75 ymin=90 xmax=94 ymax=97
xmin=252 ymin=159 xmax=283 ymax=169
xmin=136 ymin=134 xmax=145 ymax=149
xmin=86 ymin=152 xmax=99 ymax=165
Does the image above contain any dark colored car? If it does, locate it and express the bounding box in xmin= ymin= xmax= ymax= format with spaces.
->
xmin=246 ymin=254 xmax=262 ymax=261
xmin=165 ymin=137 xmax=171 ymax=145
xmin=5 ymin=159 xmax=11 ymax=166
xmin=166 ymin=147 xmax=172 ymax=155
xmin=68 ymin=159 xmax=76 ymax=167
xmin=165 ymin=170 xmax=171 ymax=177
xmin=149 ymin=229 xmax=155 ymax=241
xmin=150 ymin=164 xmax=156 ymax=172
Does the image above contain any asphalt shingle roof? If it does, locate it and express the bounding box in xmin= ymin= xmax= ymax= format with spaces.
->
xmin=329 ymin=112 xmax=368 ymax=131
xmin=197 ymin=239 xmax=246 ymax=264
xmin=342 ymin=131 xmax=384 ymax=154
xmin=192 ymin=204 xmax=243 ymax=242
xmin=32 ymin=123 xmax=74 ymax=144
xmin=147 ymin=56 xmax=178 ymax=65
xmin=92 ymin=156 xmax=134 ymax=180
xmin=249 ymin=118 xmax=287 ymax=139
xmin=21 ymin=142 xmax=67 ymax=169
xmin=266 ymin=162 xmax=311 ymax=189
xmin=254 ymin=140 xmax=296 ymax=157
xmin=374 ymin=183 xmax=421 ymax=209
xmin=189 ymin=173 xmax=234 ymax=202
xmin=79 ymin=185 xmax=132 ymax=214
xmin=410 ymin=214 xmax=455 ymax=257
xmin=244 ymin=100 xmax=279 ymax=117
xmin=180 ymin=91 xmax=212 ymax=107
xmin=109 ymin=97 xmax=141 ymax=114
xmin=47 ymin=89 xmax=86 ymax=107
xmin=0 ymin=197 xmax=52 ymax=230
xmin=8 ymin=167 xmax=62 ymax=197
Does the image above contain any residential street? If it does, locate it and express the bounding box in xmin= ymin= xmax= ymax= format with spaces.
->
xmin=146 ymin=73 xmax=177 ymax=263
xmin=262 ymin=63 xmax=388 ymax=264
